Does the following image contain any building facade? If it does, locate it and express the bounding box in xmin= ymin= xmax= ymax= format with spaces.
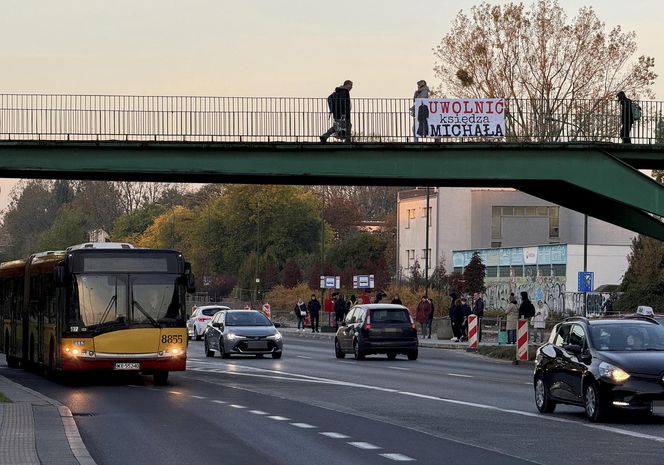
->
xmin=396 ymin=187 xmax=635 ymax=311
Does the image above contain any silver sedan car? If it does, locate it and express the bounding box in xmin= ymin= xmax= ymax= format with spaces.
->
xmin=203 ymin=310 xmax=283 ymax=359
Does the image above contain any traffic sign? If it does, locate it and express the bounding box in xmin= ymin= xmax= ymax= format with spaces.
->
xmin=577 ymin=271 xmax=594 ymax=293
xmin=320 ymin=275 xmax=340 ymax=289
xmin=352 ymin=274 xmax=375 ymax=289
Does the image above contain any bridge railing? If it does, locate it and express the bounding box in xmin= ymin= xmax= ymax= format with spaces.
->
xmin=0 ymin=94 xmax=661 ymax=143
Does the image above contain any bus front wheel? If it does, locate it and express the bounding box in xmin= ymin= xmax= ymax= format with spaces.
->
xmin=153 ymin=371 xmax=169 ymax=386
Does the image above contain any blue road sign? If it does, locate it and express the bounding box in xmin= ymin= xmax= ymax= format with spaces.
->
xmin=578 ymin=271 xmax=594 ymax=293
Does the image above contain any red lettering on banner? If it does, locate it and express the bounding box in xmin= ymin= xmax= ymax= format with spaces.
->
xmin=452 ymin=101 xmax=462 ymax=114
xmin=428 ymin=101 xmax=438 ymax=113
xmin=495 ymin=100 xmax=504 ymax=114
xmin=474 ymin=101 xmax=484 ymax=113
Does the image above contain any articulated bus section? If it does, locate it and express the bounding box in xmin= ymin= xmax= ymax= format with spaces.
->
xmin=1 ymin=243 xmax=195 ymax=385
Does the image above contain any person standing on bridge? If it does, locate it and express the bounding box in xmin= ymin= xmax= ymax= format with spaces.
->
xmin=617 ymin=91 xmax=634 ymax=144
xmin=412 ymin=80 xmax=430 ymax=141
xmin=320 ymin=80 xmax=353 ymax=143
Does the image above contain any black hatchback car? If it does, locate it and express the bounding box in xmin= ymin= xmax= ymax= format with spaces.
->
xmin=334 ymin=304 xmax=418 ymax=360
xmin=534 ymin=316 xmax=664 ymax=422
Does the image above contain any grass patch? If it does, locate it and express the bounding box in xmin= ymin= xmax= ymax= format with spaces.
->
xmin=0 ymin=392 xmax=12 ymax=403
xmin=477 ymin=345 xmax=538 ymax=361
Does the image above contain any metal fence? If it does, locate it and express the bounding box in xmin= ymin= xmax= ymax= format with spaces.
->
xmin=0 ymin=94 xmax=662 ymax=143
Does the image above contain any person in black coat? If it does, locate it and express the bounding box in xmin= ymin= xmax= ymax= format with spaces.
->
xmin=460 ymin=298 xmax=473 ymax=342
xmin=617 ymin=91 xmax=634 ymax=143
xmin=307 ymin=294 xmax=321 ymax=333
xmin=448 ymin=292 xmax=462 ymax=342
xmin=391 ymin=294 xmax=402 ymax=305
xmin=333 ymin=293 xmax=347 ymax=327
xmin=320 ymin=80 xmax=353 ymax=142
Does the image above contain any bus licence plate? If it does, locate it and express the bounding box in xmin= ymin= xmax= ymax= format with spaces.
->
xmin=114 ymin=362 xmax=140 ymax=370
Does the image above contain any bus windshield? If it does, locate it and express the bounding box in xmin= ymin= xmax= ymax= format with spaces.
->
xmin=71 ymin=274 xmax=184 ymax=332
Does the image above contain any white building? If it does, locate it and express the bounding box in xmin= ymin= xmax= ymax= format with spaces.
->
xmin=396 ymin=187 xmax=635 ymax=311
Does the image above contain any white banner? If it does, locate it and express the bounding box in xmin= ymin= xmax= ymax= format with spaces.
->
xmin=413 ymin=98 xmax=505 ymax=138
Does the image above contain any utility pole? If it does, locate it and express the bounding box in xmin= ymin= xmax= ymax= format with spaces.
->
xmin=425 ymin=187 xmax=431 ymax=296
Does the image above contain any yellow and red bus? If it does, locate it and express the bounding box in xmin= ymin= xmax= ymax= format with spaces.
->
xmin=1 ymin=243 xmax=195 ymax=385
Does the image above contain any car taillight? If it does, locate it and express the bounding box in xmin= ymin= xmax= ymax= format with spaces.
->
xmin=197 ymin=316 xmax=209 ymax=322
xmin=363 ymin=323 xmax=372 ymax=330
xmin=363 ymin=311 xmax=371 ymax=330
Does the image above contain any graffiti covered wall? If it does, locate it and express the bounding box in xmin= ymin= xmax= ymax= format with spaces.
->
xmin=484 ymin=275 xmax=566 ymax=313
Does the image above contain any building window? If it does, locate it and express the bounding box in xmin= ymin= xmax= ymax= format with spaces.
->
xmin=406 ymin=208 xmax=414 ymax=229
xmin=491 ymin=241 xmax=502 ymax=248
xmin=492 ymin=206 xmax=501 ymax=239
xmin=549 ymin=206 xmax=560 ymax=237
xmin=421 ymin=249 xmax=432 ymax=268
xmin=427 ymin=207 xmax=432 ymax=226
xmin=407 ymin=249 xmax=416 ymax=268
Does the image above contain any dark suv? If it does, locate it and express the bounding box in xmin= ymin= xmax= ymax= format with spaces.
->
xmin=534 ymin=316 xmax=664 ymax=422
xmin=334 ymin=304 xmax=418 ymax=360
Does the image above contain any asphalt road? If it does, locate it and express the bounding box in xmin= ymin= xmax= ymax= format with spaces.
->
xmin=2 ymin=335 xmax=664 ymax=465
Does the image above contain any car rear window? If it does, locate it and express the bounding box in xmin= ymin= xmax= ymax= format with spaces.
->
xmin=201 ymin=308 xmax=222 ymax=317
xmin=370 ymin=309 xmax=410 ymax=323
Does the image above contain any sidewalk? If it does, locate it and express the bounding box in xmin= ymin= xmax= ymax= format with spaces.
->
xmin=0 ymin=374 xmax=96 ymax=465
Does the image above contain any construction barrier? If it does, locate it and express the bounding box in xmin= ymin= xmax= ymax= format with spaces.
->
xmin=262 ymin=302 xmax=271 ymax=319
xmin=467 ymin=315 xmax=478 ymax=350
xmin=517 ymin=319 xmax=529 ymax=361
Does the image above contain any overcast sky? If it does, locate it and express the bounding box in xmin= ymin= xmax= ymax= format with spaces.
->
xmin=0 ymin=0 xmax=662 ymax=209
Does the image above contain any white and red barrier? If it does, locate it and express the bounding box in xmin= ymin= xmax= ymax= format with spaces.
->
xmin=516 ymin=319 xmax=529 ymax=361
xmin=467 ymin=315 xmax=478 ymax=350
xmin=262 ymin=302 xmax=271 ymax=319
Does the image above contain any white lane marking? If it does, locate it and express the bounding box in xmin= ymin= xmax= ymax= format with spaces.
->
xmin=297 ymin=355 xmax=313 ymax=359
xmin=188 ymin=362 xmax=664 ymax=444
xmin=191 ymin=395 xmax=207 ymax=399
xmin=168 ymin=391 xmax=183 ymax=395
xmin=290 ymin=423 xmax=316 ymax=429
xmin=249 ymin=410 xmax=268 ymax=415
xmin=229 ymin=404 xmax=246 ymax=409
xmin=211 ymin=400 xmax=228 ymax=404
xmin=446 ymin=373 xmax=473 ymax=378
xmin=380 ymin=453 xmax=415 ymax=461
xmin=268 ymin=416 xmax=290 ymax=421
xmin=320 ymin=432 xmax=351 ymax=439
xmin=348 ymin=442 xmax=381 ymax=450
xmin=388 ymin=366 xmax=410 ymax=371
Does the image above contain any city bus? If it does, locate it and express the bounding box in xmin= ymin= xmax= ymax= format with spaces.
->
xmin=1 ymin=243 xmax=195 ymax=385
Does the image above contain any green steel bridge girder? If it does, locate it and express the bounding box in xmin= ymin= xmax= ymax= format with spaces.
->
xmin=1 ymin=141 xmax=664 ymax=240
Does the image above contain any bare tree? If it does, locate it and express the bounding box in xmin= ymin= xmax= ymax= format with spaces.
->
xmin=433 ymin=0 xmax=656 ymax=141
xmin=114 ymin=182 xmax=189 ymax=213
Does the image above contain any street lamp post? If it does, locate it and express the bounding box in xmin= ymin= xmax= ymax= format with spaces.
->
xmin=425 ymin=186 xmax=430 ymax=296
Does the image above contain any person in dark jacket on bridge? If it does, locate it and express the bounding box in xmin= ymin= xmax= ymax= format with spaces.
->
xmin=617 ymin=91 xmax=634 ymax=144
xmin=320 ymin=80 xmax=353 ymax=143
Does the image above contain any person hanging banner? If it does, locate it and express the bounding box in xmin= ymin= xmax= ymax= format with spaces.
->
xmin=413 ymin=98 xmax=506 ymax=138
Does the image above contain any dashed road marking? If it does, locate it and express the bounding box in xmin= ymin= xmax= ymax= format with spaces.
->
xmin=388 ymin=366 xmax=410 ymax=371
xmin=249 ymin=410 xmax=268 ymax=415
xmin=380 ymin=453 xmax=416 ymax=461
xmin=268 ymin=415 xmax=290 ymax=421
xmin=168 ymin=391 xmax=183 ymax=395
xmin=297 ymin=355 xmax=313 ymax=359
xmin=229 ymin=404 xmax=246 ymax=409
xmin=320 ymin=432 xmax=351 ymax=439
xmin=191 ymin=395 xmax=207 ymax=399
xmin=446 ymin=373 xmax=473 ymax=378
xmin=290 ymin=422 xmax=316 ymax=429
xmin=211 ymin=400 xmax=228 ymax=404
xmin=348 ymin=442 xmax=381 ymax=450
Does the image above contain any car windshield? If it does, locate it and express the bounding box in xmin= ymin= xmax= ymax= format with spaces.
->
xmin=200 ymin=308 xmax=223 ymax=317
xmin=226 ymin=312 xmax=271 ymax=326
xmin=370 ymin=309 xmax=410 ymax=323
xmin=589 ymin=323 xmax=664 ymax=351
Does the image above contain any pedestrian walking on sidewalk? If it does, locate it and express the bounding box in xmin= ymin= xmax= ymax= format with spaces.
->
xmin=321 ymin=80 xmax=353 ymax=143
xmin=505 ymin=294 xmax=518 ymax=344
xmin=416 ymin=295 xmax=432 ymax=338
xmin=308 ymin=294 xmax=321 ymax=332
xmin=294 ymin=298 xmax=308 ymax=331
xmin=426 ymin=297 xmax=435 ymax=338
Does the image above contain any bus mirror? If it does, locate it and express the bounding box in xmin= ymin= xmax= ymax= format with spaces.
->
xmin=54 ymin=264 xmax=66 ymax=287
xmin=186 ymin=272 xmax=196 ymax=294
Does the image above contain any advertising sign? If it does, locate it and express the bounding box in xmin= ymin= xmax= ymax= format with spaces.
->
xmin=413 ymin=98 xmax=506 ymax=138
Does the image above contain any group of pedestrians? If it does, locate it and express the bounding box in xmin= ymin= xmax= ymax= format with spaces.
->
xmin=503 ymin=292 xmax=550 ymax=344
xmin=293 ymin=294 xmax=322 ymax=333
xmin=448 ymin=292 xmax=485 ymax=342
xmin=319 ymin=80 xmax=639 ymax=144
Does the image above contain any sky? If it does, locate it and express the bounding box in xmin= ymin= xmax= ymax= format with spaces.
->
xmin=0 ymin=0 xmax=663 ymax=210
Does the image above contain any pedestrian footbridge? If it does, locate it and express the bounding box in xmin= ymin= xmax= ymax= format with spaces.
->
xmin=1 ymin=94 xmax=664 ymax=239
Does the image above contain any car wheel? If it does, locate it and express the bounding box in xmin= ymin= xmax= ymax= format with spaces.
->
xmin=584 ymin=381 xmax=606 ymax=422
xmin=205 ymin=341 xmax=214 ymax=358
xmin=353 ymin=340 xmax=365 ymax=360
xmin=534 ymin=376 xmax=556 ymax=413
xmin=153 ymin=371 xmax=169 ymax=386
xmin=407 ymin=350 xmax=418 ymax=360
xmin=386 ymin=351 xmax=397 ymax=360
xmin=335 ymin=339 xmax=345 ymax=359
xmin=220 ymin=343 xmax=231 ymax=359
xmin=272 ymin=351 xmax=282 ymax=359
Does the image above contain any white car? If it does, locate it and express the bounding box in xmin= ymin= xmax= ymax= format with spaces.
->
xmin=187 ymin=305 xmax=230 ymax=340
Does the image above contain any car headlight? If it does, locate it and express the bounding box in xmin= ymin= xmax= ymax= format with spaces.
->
xmin=599 ymin=361 xmax=630 ymax=383
xmin=268 ymin=332 xmax=282 ymax=341
xmin=226 ymin=333 xmax=244 ymax=341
